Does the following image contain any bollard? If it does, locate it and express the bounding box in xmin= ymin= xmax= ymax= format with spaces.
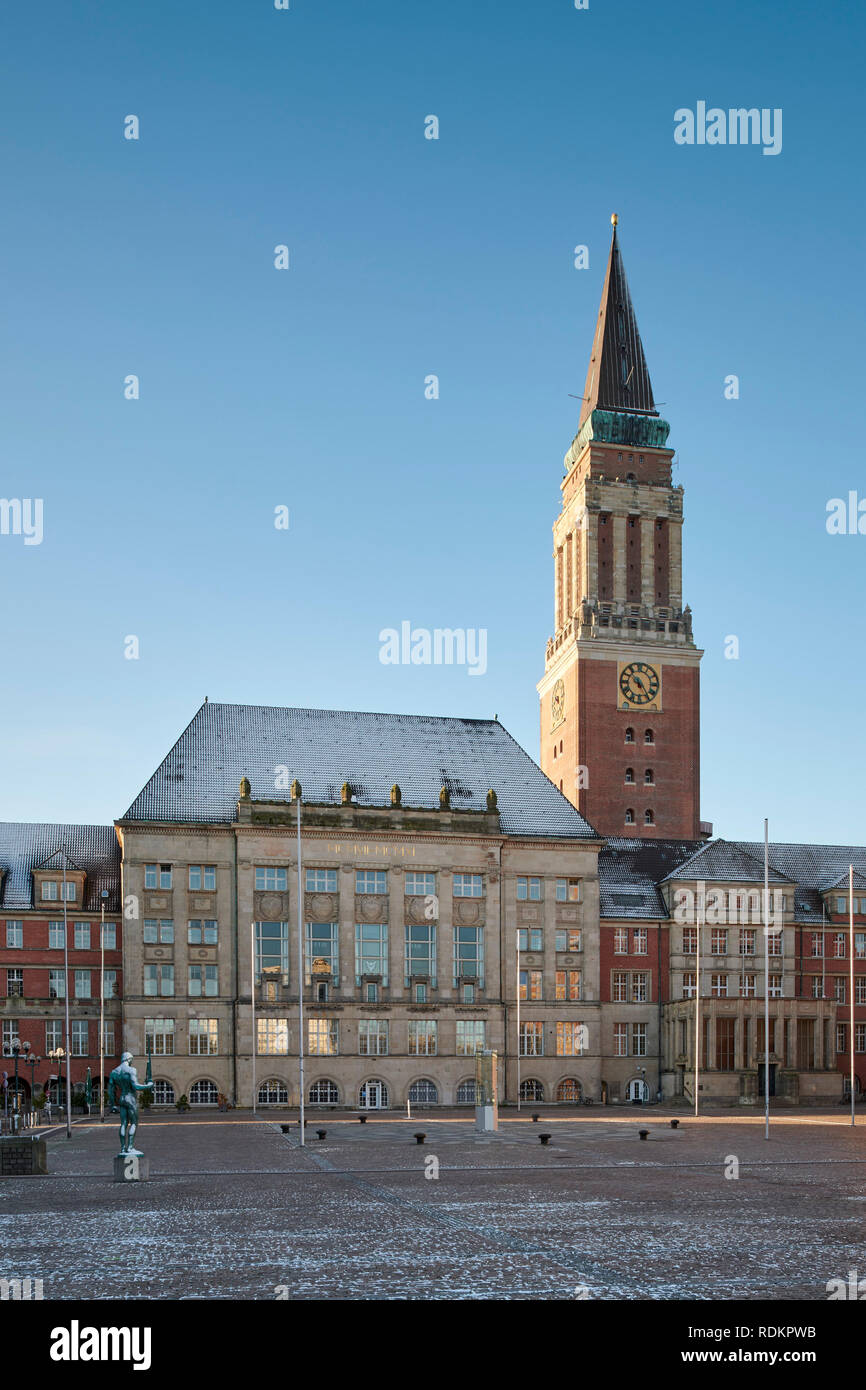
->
xmin=280 ymin=1124 xmax=291 ymax=1134
xmin=670 ymin=1119 xmax=679 ymax=1130
xmin=539 ymin=1133 xmax=551 ymax=1145
xmin=316 ymin=1129 xmax=326 ymax=1141
xmin=358 ymin=1114 xmax=367 ymax=1124
xmin=531 ymin=1114 xmax=540 ymax=1123
xmin=639 ymin=1129 xmax=649 ymax=1140
xmin=414 ymin=1132 xmax=426 ymax=1145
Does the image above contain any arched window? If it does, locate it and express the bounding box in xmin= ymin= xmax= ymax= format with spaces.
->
xmin=553 ymin=745 xmax=557 ymax=760
xmin=456 ymin=1079 xmax=477 ymax=1105
xmin=625 ymin=727 xmax=634 ymax=743
xmin=644 ymin=728 xmax=654 ymax=744
xmin=644 ymin=768 xmax=654 ymax=784
xmin=625 ymin=809 xmax=635 ymax=824
xmin=309 ymin=1079 xmax=339 ymax=1105
xmin=152 ymin=1080 xmax=174 ymax=1105
xmin=556 ymin=1078 xmax=582 ymax=1103
xmin=519 ymin=1079 xmax=544 ymax=1102
xmin=644 ymin=809 xmax=654 ymax=825
xmin=559 ymin=740 xmax=563 ymax=753
xmin=559 ymin=780 xmax=563 ymax=791
xmin=258 ymin=1080 xmax=288 ymax=1105
xmin=408 ymin=1079 xmax=438 ymax=1106
xmin=189 ymin=1079 xmax=218 ymax=1106
xmin=625 ymin=767 xmax=634 ymax=783
xmin=359 ymin=1080 xmax=389 ymax=1109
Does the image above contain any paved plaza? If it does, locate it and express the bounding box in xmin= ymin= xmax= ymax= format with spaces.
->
xmin=2 ymin=1109 xmax=864 ymax=1300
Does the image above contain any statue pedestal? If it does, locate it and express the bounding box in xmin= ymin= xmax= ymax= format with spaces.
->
xmin=113 ymin=1154 xmax=149 ymax=1182
xmin=474 ymin=1103 xmax=498 ymax=1132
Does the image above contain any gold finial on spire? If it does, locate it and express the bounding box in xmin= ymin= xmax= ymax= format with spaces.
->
xmin=611 ymin=213 xmax=619 ymax=226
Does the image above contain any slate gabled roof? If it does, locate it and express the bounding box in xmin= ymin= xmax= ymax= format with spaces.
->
xmin=120 ymin=703 xmax=600 ymax=841
xmin=661 ymin=839 xmax=791 ymax=886
xmin=599 ymin=837 xmax=701 ymax=918
xmin=0 ymin=824 xmax=120 ymax=911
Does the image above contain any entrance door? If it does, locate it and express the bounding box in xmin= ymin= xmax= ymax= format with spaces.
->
xmin=627 ymin=1079 xmax=649 ymax=1102
xmin=360 ymin=1080 xmax=387 ymax=1109
xmin=758 ymin=1064 xmax=776 ymax=1097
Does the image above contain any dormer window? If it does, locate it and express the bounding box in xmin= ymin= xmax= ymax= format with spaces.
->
xmin=41 ymin=881 xmax=75 ymax=901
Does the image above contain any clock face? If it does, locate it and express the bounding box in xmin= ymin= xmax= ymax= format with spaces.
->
xmin=619 ymin=661 xmax=660 ymax=706
xmin=551 ymin=678 xmax=565 ymax=726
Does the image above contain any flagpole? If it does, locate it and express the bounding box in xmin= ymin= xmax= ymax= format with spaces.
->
xmin=850 ymin=865 xmax=855 ymax=1127
xmin=764 ymin=819 xmax=770 ymax=1140
xmin=99 ymin=892 xmax=106 ymax=1122
xmin=297 ymin=794 xmax=305 ymax=1146
xmin=516 ymin=928 xmax=521 ymax=1111
xmin=62 ymin=859 xmax=72 ymax=1139
xmin=251 ymin=922 xmax=257 ymax=1115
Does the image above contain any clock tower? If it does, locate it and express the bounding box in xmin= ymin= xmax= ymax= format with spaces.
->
xmin=538 ymin=217 xmax=703 ymax=839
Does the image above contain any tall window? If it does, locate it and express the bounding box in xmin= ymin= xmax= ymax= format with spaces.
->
xmin=255 ymin=921 xmax=290 ymax=979
xmin=739 ymin=929 xmax=756 ymax=956
xmin=145 ymin=1019 xmax=175 ymax=1055
xmin=103 ymin=1022 xmax=115 ymax=1057
xmin=454 ymin=927 xmax=483 ymax=987
xmin=355 ymin=923 xmax=388 ymax=984
xmin=306 ymin=869 xmax=337 ymax=892
xmin=49 ymin=922 xmax=65 ymax=949
xmin=710 ymin=928 xmax=727 ymax=955
xmin=144 ymin=919 xmax=174 ymax=944
xmin=555 ymin=970 xmax=581 ymax=1000
xmin=358 ymin=1020 xmax=389 ymax=1056
xmin=768 ymin=974 xmax=783 ymax=998
xmin=257 ymin=1018 xmax=289 ymax=1055
xmin=305 ymin=923 xmax=339 ymax=984
xmin=556 ymin=1021 xmax=586 ymax=1056
xmin=255 ymin=866 xmax=287 ymax=891
xmin=517 ymin=928 xmax=543 ymax=952
xmin=632 ymin=928 xmax=648 ymax=955
xmin=405 ymin=923 xmax=436 ymax=983
xmin=682 ymin=972 xmax=696 ymax=998
xmin=189 ymin=1019 xmax=219 ymax=1055
xmin=188 ymin=964 xmax=218 ymax=997
xmin=356 ymin=870 xmax=387 ymax=894
xmin=682 ymin=927 xmax=696 ymax=954
xmin=614 ymin=1023 xmax=628 ymax=1056
xmin=715 ymin=1017 xmax=735 ymax=1070
xmin=453 ymin=874 xmax=483 ymax=898
xmin=740 ymin=974 xmax=756 ymax=998
xmin=810 ymin=933 xmax=824 ymax=958
xmin=767 ymin=931 xmax=783 ymax=957
xmin=48 ymin=969 xmax=66 ymax=999
xmin=456 ymin=1020 xmax=486 ymax=1056
xmin=408 ymin=1020 xmax=437 ymax=1056
xmin=631 ymin=972 xmax=649 ymax=1002
xmin=516 ymin=877 xmax=542 ymax=901
xmin=188 ymin=920 xmax=218 ymax=945
xmin=74 ymin=923 xmax=91 ymax=950
xmin=519 ymin=969 xmax=542 ymax=1001
xmin=144 ymin=964 xmax=174 ymax=997
xmin=710 ymin=973 xmax=728 ymax=998
xmin=188 ymin=865 xmax=216 ymax=891
xmin=612 ymin=972 xmax=628 ymax=1002
xmin=144 ymin=864 xmax=172 ymax=890
xmin=614 ymin=928 xmax=628 ymax=954
xmin=518 ymin=1021 xmax=543 ymax=1057
xmin=45 ymin=1020 xmax=63 ymax=1052
xmin=101 ymin=922 xmax=116 ymax=950
xmin=308 ymin=1019 xmax=339 ymax=1055
xmin=74 ymin=970 xmax=91 ymax=999
xmin=5 ymin=921 xmax=22 ymax=948
xmin=6 ymin=969 xmax=23 ymax=997
xmin=631 ymin=1023 xmax=647 ymax=1057
xmin=70 ymin=1020 xmax=88 ymax=1057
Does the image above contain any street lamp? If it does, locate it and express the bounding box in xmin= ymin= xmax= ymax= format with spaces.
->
xmin=2 ymin=1038 xmax=31 ymax=1130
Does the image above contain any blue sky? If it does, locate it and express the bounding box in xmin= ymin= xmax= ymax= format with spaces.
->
xmin=1 ymin=0 xmax=863 ymax=841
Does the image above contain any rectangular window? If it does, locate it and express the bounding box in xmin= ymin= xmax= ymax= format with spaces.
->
xmin=255 ymin=866 xmax=287 ymax=892
xmin=45 ymin=1020 xmax=63 ymax=1052
xmin=257 ymin=1018 xmax=289 ymax=1055
xmin=103 ymin=1022 xmax=115 ymax=1057
xmin=518 ymin=1021 xmax=543 ymax=1057
xmin=305 ymin=868 xmax=337 ymax=893
xmin=100 ymin=922 xmax=116 ymax=950
xmin=189 ymin=1019 xmax=219 ymax=1055
xmin=188 ymin=920 xmax=218 ymax=946
xmin=682 ymin=926 xmax=697 ymax=954
xmin=855 ymin=978 xmax=866 ymax=1005
xmin=408 ymin=1020 xmax=437 ymax=1056
xmin=517 ymin=928 xmax=543 ymax=952
xmin=405 ymin=923 xmax=436 ymax=983
xmin=144 ymin=864 xmax=172 ymax=890
xmin=856 ymin=932 xmax=866 ymax=959
xmin=519 ymin=969 xmax=543 ymax=1001
xmin=48 ymin=969 xmax=66 ymax=999
xmin=461 ymin=983 xmax=475 ymax=1003
xmin=70 ymin=1020 xmax=88 ymax=1057
xmin=358 ymin=1020 xmax=389 ymax=1056
xmin=6 ymin=969 xmax=23 ymax=997
xmin=49 ymin=922 xmax=65 ymax=949
xmin=61 ymin=881 xmax=76 ymax=901
xmin=555 ymin=970 xmax=581 ymax=1001
xmin=405 ymin=872 xmax=436 ymax=896
xmin=307 ymin=1019 xmax=339 ymax=1055
xmin=355 ymin=870 xmax=387 ymax=894
xmin=143 ymin=919 xmax=174 ymax=944
xmin=811 ymin=975 xmax=824 ymax=999
xmin=613 ymin=927 xmax=628 ymax=954
xmin=188 ymin=865 xmax=216 ymax=892
xmin=837 ymin=1023 xmax=847 ymax=1054
xmin=767 ymin=931 xmax=782 ymax=957
xmin=556 ymin=1021 xmax=586 ymax=1056
xmin=305 ymin=922 xmax=339 ymax=984
xmin=632 ymin=928 xmax=648 ymax=955
xmin=631 ymin=1023 xmax=647 ymax=1058
xmin=365 ymin=983 xmax=378 ymax=1003
xmin=614 ymin=1023 xmax=628 ymax=1057
xmin=856 ymin=1024 xmax=866 ymax=1054
xmin=255 ymin=921 xmax=290 ymax=980
xmin=739 ymin=929 xmax=755 ymax=956
xmin=516 ymin=876 xmax=542 ymax=901
xmin=682 ymin=971 xmax=696 ymax=999
xmin=811 ymin=933 xmax=824 ymax=958
xmin=457 ymin=1020 xmax=486 ymax=1056
xmin=555 ymin=878 xmax=582 ymax=902
xmin=188 ymin=964 xmax=218 ymax=997
xmin=453 ymin=926 xmax=483 ymax=987
xmin=5 ymin=920 xmax=23 ymax=948
xmin=453 ymin=873 xmax=483 ymax=898
xmin=715 ymin=1017 xmax=735 ymax=1070
xmin=835 ymin=896 xmax=846 ymax=914
xmin=145 ymin=1018 xmax=175 ymax=1056
xmin=740 ymin=973 xmax=756 ymax=998
xmin=555 ymin=928 xmax=582 ymax=953
xmin=835 ymin=977 xmax=847 ymax=1004
xmin=710 ymin=973 xmax=728 ymax=999
xmin=710 ymin=928 xmax=727 ymax=955
xmin=41 ymin=881 xmax=58 ymax=900
xmin=768 ymin=974 xmax=783 ymax=998
xmin=612 ymin=971 xmax=628 ymax=1003
xmin=73 ymin=923 xmax=91 ymax=950
xmin=144 ymin=963 xmax=174 ymax=997
xmin=414 ymin=983 xmax=427 ymax=1004
xmin=74 ymin=970 xmax=91 ymax=999
xmin=833 ymin=932 xmax=846 ymax=958
xmin=355 ymin=923 xmax=388 ymax=984
xmin=631 ymin=972 xmax=649 ymax=1003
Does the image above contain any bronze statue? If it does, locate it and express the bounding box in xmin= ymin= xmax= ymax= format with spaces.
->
xmin=107 ymin=1052 xmax=153 ymax=1157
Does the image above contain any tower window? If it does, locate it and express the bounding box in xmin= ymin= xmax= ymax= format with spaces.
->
xmin=625 ymin=768 xmax=635 ymax=784
xmin=644 ymin=729 xmax=654 ymax=744
xmin=626 ymin=473 xmax=636 ymax=482
xmin=644 ymin=769 xmax=654 ymax=784
xmin=644 ymin=810 xmax=654 ymax=825
xmin=553 ymin=746 xmax=557 ymax=760
xmin=628 ymin=517 xmax=636 ymax=528
xmin=559 ymin=740 xmax=563 ymax=753
xmin=638 ymin=455 xmax=644 ymax=464
xmin=625 ymin=809 xmax=635 ymax=825
xmin=625 ymin=727 xmax=634 ymax=744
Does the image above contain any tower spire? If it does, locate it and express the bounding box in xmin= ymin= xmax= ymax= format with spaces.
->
xmin=579 ymin=215 xmax=657 ymax=431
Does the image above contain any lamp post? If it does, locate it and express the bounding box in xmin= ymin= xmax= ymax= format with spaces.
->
xmin=99 ymin=889 xmax=109 ymax=1123
xmin=5 ymin=1039 xmax=31 ymax=1129
xmin=25 ymin=1050 xmax=41 ymax=1115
